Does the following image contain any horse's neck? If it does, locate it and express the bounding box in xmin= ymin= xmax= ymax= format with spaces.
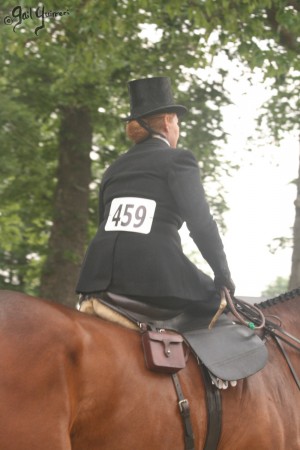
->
xmin=260 ymin=294 xmax=300 ymax=333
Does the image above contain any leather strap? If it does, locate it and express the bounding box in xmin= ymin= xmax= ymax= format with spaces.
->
xmin=272 ymin=330 xmax=300 ymax=352
xmin=200 ymin=364 xmax=222 ymax=450
xmin=171 ymin=373 xmax=195 ymax=450
xmin=265 ymin=321 xmax=300 ymax=390
xmin=268 ymin=323 xmax=300 ymax=348
xmin=273 ymin=335 xmax=300 ymax=390
xmin=136 ymin=118 xmax=167 ymax=141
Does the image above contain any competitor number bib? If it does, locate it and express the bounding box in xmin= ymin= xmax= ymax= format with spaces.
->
xmin=105 ymin=197 xmax=157 ymax=234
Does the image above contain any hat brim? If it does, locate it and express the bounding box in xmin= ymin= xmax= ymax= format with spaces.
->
xmin=123 ymin=104 xmax=187 ymax=121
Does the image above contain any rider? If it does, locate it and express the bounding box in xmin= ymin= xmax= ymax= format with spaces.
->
xmin=76 ymin=76 xmax=235 ymax=324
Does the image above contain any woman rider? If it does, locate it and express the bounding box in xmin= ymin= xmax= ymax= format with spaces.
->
xmin=76 ymin=76 xmax=235 ymax=325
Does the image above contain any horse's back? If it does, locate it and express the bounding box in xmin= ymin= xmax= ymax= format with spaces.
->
xmin=0 ymin=290 xmax=198 ymax=450
xmin=0 ymin=291 xmax=83 ymax=450
xmin=2 ymin=290 xmax=299 ymax=449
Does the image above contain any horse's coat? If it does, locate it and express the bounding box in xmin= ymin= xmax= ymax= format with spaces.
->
xmin=0 ymin=289 xmax=299 ymax=450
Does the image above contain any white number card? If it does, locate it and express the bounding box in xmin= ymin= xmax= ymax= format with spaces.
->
xmin=105 ymin=197 xmax=157 ymax=234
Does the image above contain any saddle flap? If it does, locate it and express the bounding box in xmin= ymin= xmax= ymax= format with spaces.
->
xmin=183 ymin=315 xmax=268 ymax=380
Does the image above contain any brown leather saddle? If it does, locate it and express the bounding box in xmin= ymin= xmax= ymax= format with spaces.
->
xmin=95 ymin=291 xmax=268 ymax=381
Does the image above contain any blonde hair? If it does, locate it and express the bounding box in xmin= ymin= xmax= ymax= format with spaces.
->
xmin=126 ymin=113 xmax=175 ymax=143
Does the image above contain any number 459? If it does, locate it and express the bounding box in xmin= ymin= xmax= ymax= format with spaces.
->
xmin=112 ymin=203 xmax=147 ymax=228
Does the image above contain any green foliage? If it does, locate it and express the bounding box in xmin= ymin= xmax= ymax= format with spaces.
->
xmin=0 ymin=0 xmax=299 ymax=293
xmin=268 ymin=236 xmax=293 ymax=254
xmin=261 ymin=276 xmax=289 ymax=297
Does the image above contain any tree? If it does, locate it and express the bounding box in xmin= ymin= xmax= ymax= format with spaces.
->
xmin=0 ymin=0 xmax=231 ymax=306
xmin=39 ymin=107 xmax=92 ymax=303
xmin=289 ymin=142 xmax=300 ymax=289
xmin=0 ymin=0 xmax=299 ymax=306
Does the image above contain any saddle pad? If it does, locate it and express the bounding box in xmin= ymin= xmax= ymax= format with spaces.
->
xmin=80 ymin=299 xmax=139 ymax=330
xmin=182 ymin=315 xmax=268 ymax=381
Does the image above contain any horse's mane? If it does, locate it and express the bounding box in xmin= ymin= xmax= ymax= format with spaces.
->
xmin=256 ymin=288 xmax=300 ymax=310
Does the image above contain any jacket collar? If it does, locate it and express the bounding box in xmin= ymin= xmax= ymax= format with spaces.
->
xmin=152 ymin=134 xmax=170 ymax=146
xmin=129 ymin=137 xmax=171 ymax=153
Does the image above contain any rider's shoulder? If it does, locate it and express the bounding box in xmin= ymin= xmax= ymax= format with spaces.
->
xmin=170 ymin=148 xmax=199 ymax=166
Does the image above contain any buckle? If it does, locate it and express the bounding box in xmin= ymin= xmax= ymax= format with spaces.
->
xmin=178 ymin=398 xmax=189 ymax=414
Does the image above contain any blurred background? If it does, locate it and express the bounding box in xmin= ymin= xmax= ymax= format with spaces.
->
xmin=0 ymin=0 xmax=299 ymax=307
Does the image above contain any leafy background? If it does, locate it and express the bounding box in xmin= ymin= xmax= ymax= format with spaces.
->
xmin=0 ymin=0 xmax=299 ymax=306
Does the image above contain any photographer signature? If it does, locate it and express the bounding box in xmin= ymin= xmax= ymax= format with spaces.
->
xmin=4 ymin=5 xmax=70 ymax=35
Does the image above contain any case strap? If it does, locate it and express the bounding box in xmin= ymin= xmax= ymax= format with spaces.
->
xmin=171 ymin=373 xmax=195 ymax=450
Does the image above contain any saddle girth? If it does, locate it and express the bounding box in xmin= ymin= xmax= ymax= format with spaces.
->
xmin=171 ymin=373 xmax=195 ymax=450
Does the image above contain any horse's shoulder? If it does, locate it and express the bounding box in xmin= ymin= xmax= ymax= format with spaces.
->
xmin=0 ymin=290 xmax=141 ymax=376
xmin=0 ymin=291 xmax=84 ymax=354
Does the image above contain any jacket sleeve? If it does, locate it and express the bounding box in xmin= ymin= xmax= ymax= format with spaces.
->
xmin=168 ymin=149 xmax=231 ymax=279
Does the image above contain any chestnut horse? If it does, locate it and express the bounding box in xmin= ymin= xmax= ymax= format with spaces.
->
xmin=0 ymin=289 xmax=299 ymax=450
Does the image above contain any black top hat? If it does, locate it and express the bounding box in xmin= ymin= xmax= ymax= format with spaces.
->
xmin=124 ymin=77 xmax=187 ymax=121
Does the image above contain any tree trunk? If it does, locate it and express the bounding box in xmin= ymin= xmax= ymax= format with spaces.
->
xmin=40 ymin=106 xmax=92 ymax=307
xmin=289 ymin=136 xmax=300 ymax=290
